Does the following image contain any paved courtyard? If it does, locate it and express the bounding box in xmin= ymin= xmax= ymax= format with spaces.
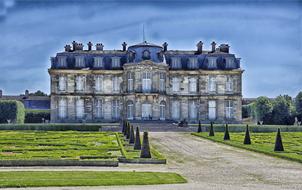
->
xmin=2 ymin=132 xmax=302 ymax=190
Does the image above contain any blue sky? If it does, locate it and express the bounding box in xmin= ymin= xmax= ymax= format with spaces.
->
xmin=0 ymin=0 xmax=301 ymax=97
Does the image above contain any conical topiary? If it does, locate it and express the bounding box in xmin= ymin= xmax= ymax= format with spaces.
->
xmin=140 ymin=132 xmax=151 ymax=158
xmin=129 ymin=125 xmax=135 ymax=144
xmin=134 ymin=127 xmax=141 ymax=150
xmin=126 ymin=122 xmax=130 ymax=139
xmin=223 ymin=124 xmax=230 ymax=140
xmin=274 ymin=128 xmax=284 ymax=151
xmin=122 ymin=120 xmax=126 ymax=134
xmin=197 ymin=120 xmax=202 ymax=133
xmin=209 ymin=122 xmax=215 ymax=136
xmin=243 ymin=124 xmax=251 ymax=145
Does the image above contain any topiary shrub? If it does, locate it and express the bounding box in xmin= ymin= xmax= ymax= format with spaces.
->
xmin=209 ymin=122 xmax=215 ymax=136
xmin=25 ymin=110 xmax=50 ymax=123
xmin=129 ymin=125 xmax=135 ymax=144
xmin=0 ymin=100 xmax=25 ymax=124
xmin=134 ymin=126 xmax=141 ymax=150
xmin=243 ymin=125 xmax=251 ymax=145
xmin=223 ymin=124 xmax=230 ymax=140
xmin=126 ymin=122 xmax=130 ymax=139
xmin=140 ymin=132 xmax=151 ymax=158
xmin=197 ymin=120 xmax=202 ymax=133
xmin=122 ymin=120 xmax=126 ymax=135
xmin=274 ymin=128 xmax=284 ymax=151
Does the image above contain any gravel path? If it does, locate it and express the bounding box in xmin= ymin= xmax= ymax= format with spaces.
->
xmin=2 ymin=132 xmax=302 ymax=190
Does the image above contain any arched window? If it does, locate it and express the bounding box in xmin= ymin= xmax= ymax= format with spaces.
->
xmin=142 ymin=50 xmax=151 ymax=60
xmin=160 ymin=101 xmax=166 ymax=120
xmin=127 ymin=72 xmax=134 ymax=92
xmin=127 ymin=101 xmax=134 ymax=120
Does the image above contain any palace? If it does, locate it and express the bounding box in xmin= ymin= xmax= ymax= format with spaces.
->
xmin=49 ymin=40 xmax=243 ymax=123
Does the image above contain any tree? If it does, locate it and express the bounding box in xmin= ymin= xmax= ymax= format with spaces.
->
xmin=197 ymin=120 xmax=202 ymax=133
xmin=209 ymin=122 xmax=215 ymax=136
xmin=243 ymin=125 xmax=251 ymax=145
xmin=29 ymin=90 xmax=47 ymax=96
xmin=274 ymin=128 xmax=284 ymax=152
xmin=134 ymin=127 xmax=141 ymax=150
xmin=295 ymin=92 xmax=302 ymax=121
xmin=140 ymin=132 xmax=151 ymax=158
xmin=129 ymin=125 xmax=135 ymax=144
xmin=272 ymin=96 xmax=291 ymax=125
xmin=255 ymin=96 xmax=273 ymax=124
xmin=223 ymin=124 xmax=230 ymax=140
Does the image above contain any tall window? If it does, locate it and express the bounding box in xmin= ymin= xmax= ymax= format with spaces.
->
xmin=76 ymin=99 xmax=84 ymax=119
xmin=75 ymin=56 xmax=85 ymax=68
xmin=112 ymin=100 xmax=120 ymax=119
xmin=58 ymin=98 xmax=67 ymax=119
xmin=112 ymin=57 xmax=120 ymax=68
xmin=95 ymin=75 xmax=103 ymax=92
xmin=208 ymin=76 xmax=216 ymax=92
xmin=142 ymin=72 xmax=152 ymax=93
xmin=94 ymin=57 xmax=104 ymax=68
xmin=189 ymin=101 xmax=197 ymax=120
xmin=225 ymin=57 xmax=234 ymax=69
xmin=58 ymin=76 xmax=66 ymax=91
xmin=159 ymin=73 xmax=166 ymax=92
xmin=95 ymin=99 xmax=103 ymax=118
xmin=225 ymin=100 xmax=234 ymax=119
xmin=160 ymin=101 xmax=166 ymax=120
xmin=172 ymin=77 xmax=180 ymax=92
xmin=188 ymin=57 xmax=198 ymax=69
xmin=112 ymin=76 xmax=120 ymax=92
xmin=127 ymin=101 xmax=134 ymax=120
xmin=127 ymin=72 xmax=134 ymax=92
xmin=226 ymin=76 xmax=233 ymax=92
xmin=58 ymin=56 xmax=67 ymax=67
xmin=208 ymin=57 xmax=217 ymax=69
xmin=208 ymin=100 xmax=216 ymax=120
xmin=171 ymin=57 xmax=181 ymax=69
xmin=189 ymin=78 xmax=197 ymax=92
xmin=171 ymin=100 xmax=180 ymax=120
xmin=76 ymin=75 xmax=85 ymax=91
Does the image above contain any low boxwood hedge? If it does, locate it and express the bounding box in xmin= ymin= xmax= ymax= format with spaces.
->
xmin=0 ymin=100 xmax=25 ymax=124
xmin=0 ymin=124 xmax=102 ymax=131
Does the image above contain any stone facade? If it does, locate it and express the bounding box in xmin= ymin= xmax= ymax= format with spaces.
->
xmin=49 ymin=41 xmax=243 ymax=123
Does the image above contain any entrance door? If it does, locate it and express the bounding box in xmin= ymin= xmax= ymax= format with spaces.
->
xmin=142 ymin=104 xmax=152 ymax=120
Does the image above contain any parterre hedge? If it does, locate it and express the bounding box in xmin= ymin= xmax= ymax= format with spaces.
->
xmin=0 ymin=100 xmax=25 ymax=124
xmin=0 ymin=124 xmax=102 ymax=131
xmin=25 ymin=110 xmax=50 ymax=123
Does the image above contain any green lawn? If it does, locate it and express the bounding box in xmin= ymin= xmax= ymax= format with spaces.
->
xmin=0 ymin=171 xmax=186 ymax=188
xmin=192 ymin=132 xmax=302 ymax=163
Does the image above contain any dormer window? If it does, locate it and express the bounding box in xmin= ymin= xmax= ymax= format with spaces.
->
xmin=112 ymin=57 xmax=120 ymax=68
xmin=94 ymin=57 xmax=104 ymax=68
xmin=208 ymin=57 xmax=217 ymax=69
xmin=75 ymin=56 xmax=85 ymax=68
xmin=188 ymin=57 xmax=198 ymax=69
xmin=225 ymin=57 xmax=234 ymax=69
xmin=142 ymin=50 xmax=151 ymax=60
xmin=171 ymin=57 xmax=181 ymax=69
xmin=57 ymin=56 xmax=67 ymax=68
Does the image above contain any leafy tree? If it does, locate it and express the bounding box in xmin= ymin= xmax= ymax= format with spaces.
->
xmin=29 ymin=90 xmax=48 ymax=96
xmin=255 ymin=96 xmax=273 ymax=124
xmin=295 ymin=92 xmax=302 ymax=121
xmin=272 ymin=96 xmax=292 ymax=125
xmin=242 ymin=105 xmax=249 ymax=118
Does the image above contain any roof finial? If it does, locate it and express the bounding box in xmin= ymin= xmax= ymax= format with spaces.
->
xmin=142 ymin=23 xmax=146 ymax=42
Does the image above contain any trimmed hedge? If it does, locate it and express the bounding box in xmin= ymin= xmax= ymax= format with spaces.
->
xmin=0 ymin=124 xmax=102 ymax=131
xmin=0 ymin=100 xmax=25 ymax=124
xmin=25 ymin=110 xmax=50 ymax=123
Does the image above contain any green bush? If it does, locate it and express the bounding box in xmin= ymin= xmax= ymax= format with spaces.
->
xmin=25 ymin=110 xmax=50 ymax=123
xmin=0 ymin=100 xmax=25 ymax=124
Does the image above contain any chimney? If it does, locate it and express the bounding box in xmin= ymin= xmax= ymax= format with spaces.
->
xmin=211 ymin=41 xmax=216 ymax=52
xmin=122 ymin=42 xmax=127 ymax=51
xmin=219 ymin=44 xmax=230 ymax=53
xmin=196 ymin=41 xmax=203 ymax=54
xmin=64 ymin=45 xmax=71 ymax=52
xmin=72 ymin=41 xmax=77 ymax=51
xmin=25 ymin=90 xmax=29 ymax=97
xmin=163 ymin=42 xmax=168 ymax=52
xmin=87 ymin=42 xmax=93 ymax=51
xmin=0 ymin=90 xmax=2 ymax=98
xmin=96 ymin=43 xmax=104 ymax=51
xmin=78 ymin=43 xmax=84 ymax=50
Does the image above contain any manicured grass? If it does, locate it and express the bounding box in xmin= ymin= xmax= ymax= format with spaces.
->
xmin=192 ymin=132 xmax=302 ymax=163
xmin=0 ymin=171 xmax=186 ymax=187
